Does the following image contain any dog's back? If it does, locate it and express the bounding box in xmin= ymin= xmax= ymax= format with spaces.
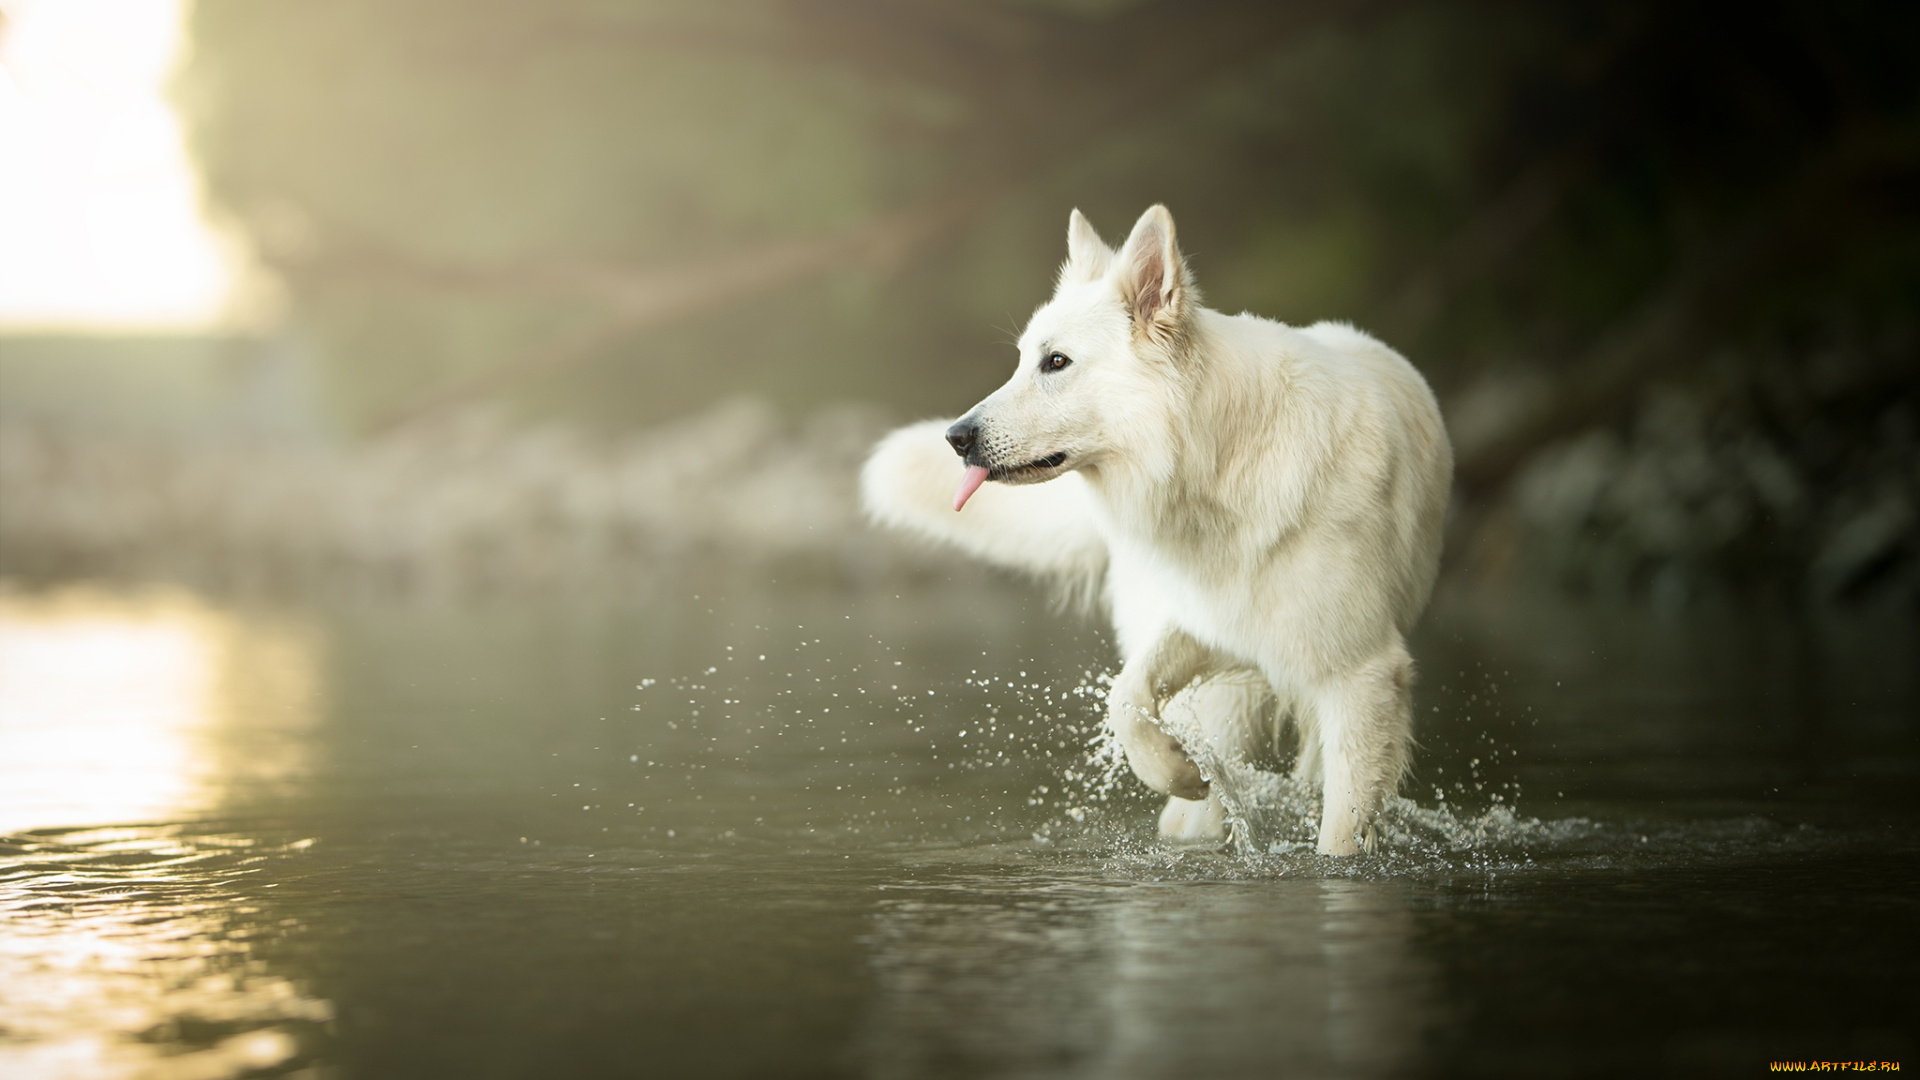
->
xmin=1290 ymin=319 xmax=1453 ymax=633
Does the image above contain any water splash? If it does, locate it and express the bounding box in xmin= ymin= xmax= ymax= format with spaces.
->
xmin=1200 ymin=751 xmax=1593 ymax=859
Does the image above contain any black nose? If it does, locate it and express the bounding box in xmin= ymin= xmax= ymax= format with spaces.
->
xmin=945 ymin=419 xmax=978 ymax=457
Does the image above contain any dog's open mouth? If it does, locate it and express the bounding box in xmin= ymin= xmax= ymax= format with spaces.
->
xmin=991 ymin=450 xmax=1070 ymax=480
xmin=953 ymin=451 xmax=1070 ymax=511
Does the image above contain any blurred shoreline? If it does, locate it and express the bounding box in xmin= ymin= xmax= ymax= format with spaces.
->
xmin=1 ymin=330 xmax=1913 ymax=610
xmin=0 ymin=393 xmax=958 ymax=601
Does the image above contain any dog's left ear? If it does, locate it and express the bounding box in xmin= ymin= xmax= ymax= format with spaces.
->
xmin=1113 ymin=205 xmax=1191 ymax=341
xmin=1060 ymin=209 xmax=1114 ymax=286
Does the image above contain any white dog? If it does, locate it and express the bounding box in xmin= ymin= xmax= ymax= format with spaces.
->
xmin=861 ymin=205 xmax=1451 ymax=854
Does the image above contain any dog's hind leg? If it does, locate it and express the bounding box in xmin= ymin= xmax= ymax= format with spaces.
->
xmin=1289 ymin=701 xmax=1323 ymax=784
xmin=1304 ymin=640 xmax=1414 ymax=855
xmin=1157 ymin=790 xmax=1228 ymax=841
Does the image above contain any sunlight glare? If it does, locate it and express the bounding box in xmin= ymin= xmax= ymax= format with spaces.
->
xmin=0 ymin=0 xmax=245 ymax=330
xmin=0 ymin=587 xmax=320 ymax=833
xmin=0 ymin=586 xmax=330 ymax=1079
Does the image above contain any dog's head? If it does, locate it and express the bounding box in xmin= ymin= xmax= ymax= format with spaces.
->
xmin=947 ymin=205 xmax=1195 ymax=509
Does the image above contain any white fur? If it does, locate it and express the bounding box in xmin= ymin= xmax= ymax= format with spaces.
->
xmin=862 ymin=206 xmax=1452 ymax=855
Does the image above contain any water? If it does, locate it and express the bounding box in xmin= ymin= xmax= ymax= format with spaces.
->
xmin=1 ymin=578 xmax=1915 ymax=1078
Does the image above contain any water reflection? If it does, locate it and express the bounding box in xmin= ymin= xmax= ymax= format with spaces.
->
xmin=0 ymin=578 xmax=1910 ymax=1077
xmin=859 ymin=874 xmax=1433 ymax=1079
xmin=0 ymin=586 xmax=320 ymax=832
xmin=0 ymin=587 xmax=328 ymax=1079
xmin=0 ymin=829 xmax=330 ymax=1079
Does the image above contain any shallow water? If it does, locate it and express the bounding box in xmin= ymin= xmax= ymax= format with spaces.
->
xmin=1 ymin=578 xmax=1915 ymax=1078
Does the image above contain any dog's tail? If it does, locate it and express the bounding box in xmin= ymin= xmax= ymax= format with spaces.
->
xmin=861 ymin=419 xmax=1108 ymax=607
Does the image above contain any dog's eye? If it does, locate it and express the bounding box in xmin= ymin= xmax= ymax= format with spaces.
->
xmin=1042 ymin=352 xmax=1072 ymax=373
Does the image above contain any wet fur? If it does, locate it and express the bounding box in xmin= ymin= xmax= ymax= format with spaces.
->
xmin=862 ymin=206 xmax=1452 ymax=854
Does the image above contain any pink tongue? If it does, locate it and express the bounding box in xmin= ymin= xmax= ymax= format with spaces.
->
xmin=952 ymin=465 xmax=990 ymax=512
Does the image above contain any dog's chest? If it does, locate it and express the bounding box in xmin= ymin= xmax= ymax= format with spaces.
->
xmin=1105 ymin=535 xmax=1266 ymax=650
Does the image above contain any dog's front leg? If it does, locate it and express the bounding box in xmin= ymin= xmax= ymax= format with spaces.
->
xmin=1107 ymin=628 xmax=1211 ymax=800
xmin=1307 ymin=641 xmax=1415 ymax=856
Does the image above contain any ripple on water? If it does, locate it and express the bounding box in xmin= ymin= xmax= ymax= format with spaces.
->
xmin=0 ymin=826 xmax=330 ymax=1080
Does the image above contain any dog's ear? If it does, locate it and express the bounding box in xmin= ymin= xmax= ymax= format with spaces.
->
xmin=1060 ymin=208 xmax=1113 ymax=286
xmin=1113 ymin=205 xmax=1190 ymax=340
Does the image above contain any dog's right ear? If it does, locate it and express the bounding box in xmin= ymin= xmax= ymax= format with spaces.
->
xmin=1113 ymin=204 xmax=1191 ymax=344
xmin=1059 ymin=209 xmax=1113 ymax=286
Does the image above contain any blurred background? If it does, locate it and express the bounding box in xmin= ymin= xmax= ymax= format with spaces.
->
xmin=4 ymin=6 xmax=1919 ymax=1075
xmin=1 ymin=0 xmax=1917 ymax=605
